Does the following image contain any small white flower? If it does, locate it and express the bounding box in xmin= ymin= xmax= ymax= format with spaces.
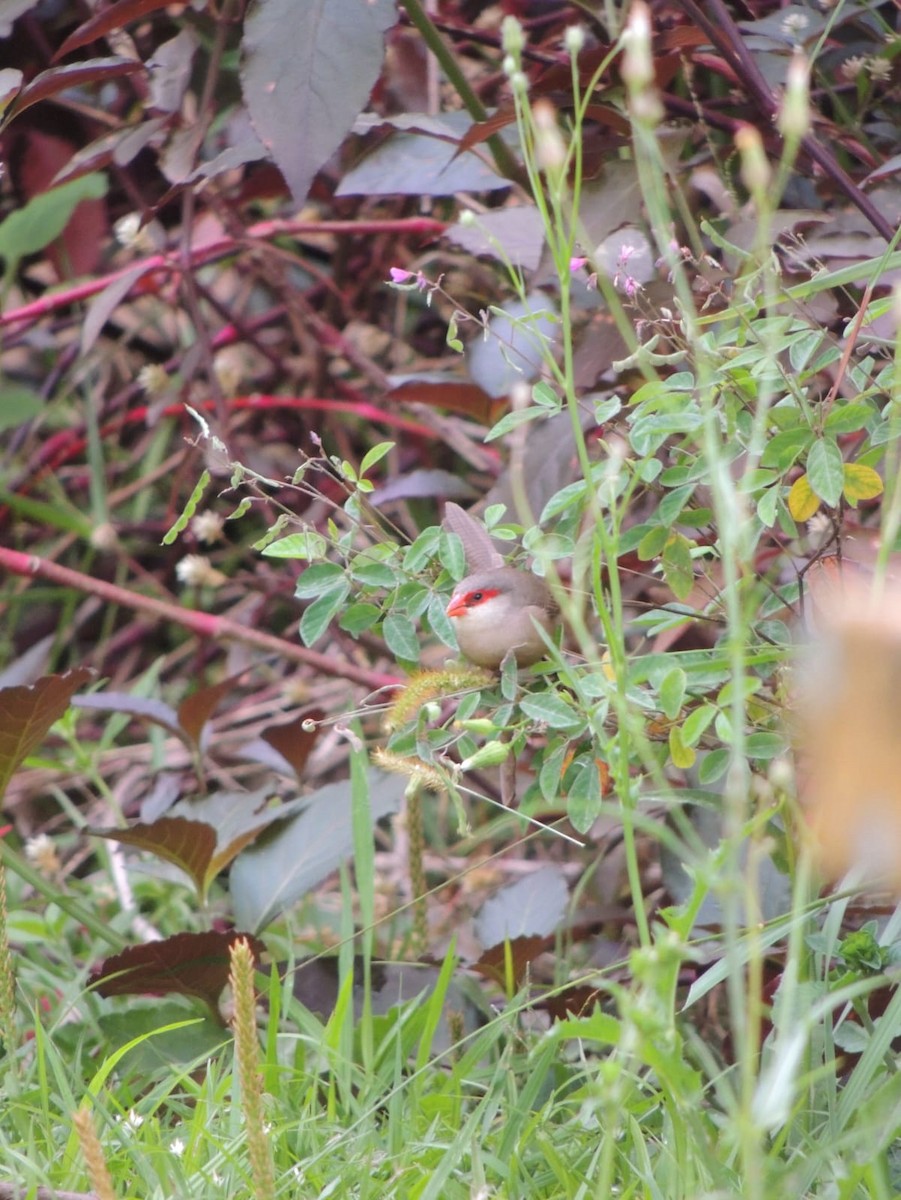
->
xmin=175 ymin=555 xmax=226 ymax=588
xmin=190 ymin=510 xmax=225 ymax=545
xmin=841 ymin=55 xmax=866 ymax=80
xmin=169 ymin=1137 xmax=185 ymax=1156
xmin=25 ymin=834 xmax=60 ymax=876
xmin=868 ymin=56 xmax=892 ymax=81
xmin=781 ymin=11 xmax=809 ymax=35
xmin=138 ymin=364 xmax=170 ymax=398
xmin=114 ymin=213 xmax=145 ymax=248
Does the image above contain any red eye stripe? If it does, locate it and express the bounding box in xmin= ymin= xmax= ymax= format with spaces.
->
xmin=463 ymin=587 xmax=501 ymax=608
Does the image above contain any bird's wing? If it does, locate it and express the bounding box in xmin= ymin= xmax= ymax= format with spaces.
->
xmin=443 ymin=502 xmax=505 ymax=572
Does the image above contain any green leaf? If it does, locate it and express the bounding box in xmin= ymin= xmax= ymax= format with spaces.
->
xmin=662 ymin=532 xmax=694 ymax=601
xmin=593 ymin=395 xmax=622 ymax=423
xmin=359 ymin=441 xmax=394 ymax=475
xmin=658 ymin=484 xmax=695 ymax=526
xmin=396 ymin=582 xmax=431 ymax=618
xmin=349 ymin=560 xmax=397 ymax=588
xmin=698 ymin=747 xmax=730 ymax=785
xmin=788 ymin=328 xmax=826 ymax=373
xmin=532 ymin=380 xmax=558 ymax=407
xmin=629 ymin=412 xmax=703 ymax=457
xmin=682 ymin=703 xmax=716 ymax=746
xmin=540 ymin=479 xmax=588 ymax=521
xmin=403 ymin=526 xmax=441 ymax=573
xmin=566 ymin=758 xmax=603 ymax=832
xmin=806 ymin=437 xmax=844 ymax=507
xmin=382 ymin=612 xmax=420 ymax=662
xmin=520 ymin=693 xmax=585 ymax=732
xmin=760 ymin=427 xmax=812 ymax=470
xmin=659 ymin=667 xmax=687 ymax=720
xmin=539 ymin=742 xmax=569 ymax=804
xmin=637 ymin=525 xmax=668 ymax=561
xmin=757 ymin=486 xmax=779 ymax=527
xmin=294 ymin=562 xmax=346 ymax=598
xmin=439 ymin=530 xmax=466 ymax=579
xmin=0 ymin=173 xmax=107 ymax=268
xmin=745 ymin=732 xmax=785 ymax=759
xmin=299 ymin=584 xmax=349 ymax=645
xmin=263 ymin=531 xmax=328 ymax=559
xmin=427 ymin=592 xmax=458 ymax=649
xmin=0 ymin=385 xmax=42 ymax=432
xmin=338 ymin=602 xmax=382 ymax=635
xmin=825 ymin=402 xmax=874 ymax=435
xmin=162 ymin=470 xmax=210 ymax=546
xmin=485 ymin=406 xmax=546 ymax=442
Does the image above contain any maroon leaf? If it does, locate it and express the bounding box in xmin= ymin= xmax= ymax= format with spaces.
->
xmin=53 ymin=119 xmax=168 ymax=188
xmin=384 ymin=378 xmax=499 ymax=423
xmin=0 ymin=668 xmax=95 ymax=798
xmin=471 ymin=935 xmax=552 ymax=990
xmin=91 ymin=817 xmax=217 ymax=896
xmin=92 ymin=929 xmax=266 ymax=1017
xmin=11 ymin=59 xmax=143 ymax=120
xmin=259 ymin=708 xmax=323 ymax=778
xmin=457 ymin=105 xmax=517 ymax=155
xmin=240 ymin=0 xmax=397 ymax=205
xmin=177 ymin=669 xmax=249 ymax=749
xmin=54 ymin=0 xmax=177 ymax=60
xmin=91 ymin=788 xmax=316 ymax=901
xmin=535 ymin=985 xmax=604 ymax=1022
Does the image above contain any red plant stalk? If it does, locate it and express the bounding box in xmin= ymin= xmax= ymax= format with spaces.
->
xmin=0 ymin=547 xmax=401 ymax=692
xmin=0 ymin=215 xmax=447 ymax=331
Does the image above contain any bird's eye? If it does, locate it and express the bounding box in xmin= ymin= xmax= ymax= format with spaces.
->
xmin=469 ymin=592 xmax=483 ymax=603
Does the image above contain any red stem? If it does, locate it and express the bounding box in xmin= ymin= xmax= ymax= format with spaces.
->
xmin=0 ymin=547 xmax=401 ymax=692
xmin=0 ymin=216 xmax=447 ymax=330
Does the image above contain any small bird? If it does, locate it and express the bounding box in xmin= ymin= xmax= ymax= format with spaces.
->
xmin=443 ymin=503 xmax=559 ymax=669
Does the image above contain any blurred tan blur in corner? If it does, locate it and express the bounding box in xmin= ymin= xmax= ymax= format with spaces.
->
xmin=799 ymin=568 xmax=901 ymax=888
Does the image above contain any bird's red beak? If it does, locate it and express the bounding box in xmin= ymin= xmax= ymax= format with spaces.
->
xmin=446 ymin=594 xmax=467 ymax=618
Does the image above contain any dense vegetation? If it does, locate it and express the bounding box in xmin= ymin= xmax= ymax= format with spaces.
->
xmin=2 ymin=0 xmax=901 ymax=1196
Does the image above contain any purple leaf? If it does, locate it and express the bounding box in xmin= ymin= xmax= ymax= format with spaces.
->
xmin=240 ymin=0 xmax=397 ymax=205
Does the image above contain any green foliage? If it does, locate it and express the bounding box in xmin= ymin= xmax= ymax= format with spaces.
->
xmin=3 ymin=0 xmax=901 ymax=1196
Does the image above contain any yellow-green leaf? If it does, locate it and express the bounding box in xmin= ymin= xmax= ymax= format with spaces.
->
xmin=842 ymin=463 xmax=883 ymax=507
xmin=787 ymin=474 xmax=820 ymax=521
xmin=669 ymin=725 xmax=696 ymax=769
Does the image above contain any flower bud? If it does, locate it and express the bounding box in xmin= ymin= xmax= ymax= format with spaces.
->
xmin=501 ymin=15 xmax=525 ymax=56
xmin=622 ymin=1 xmax=654 ymax=90
xmin=564 ymin=25 xmax=585 ymax=56
xmin=533 ymin=99 xmax=567 ymax=172
xmin=735 ymin=124 xmax=772 ymax=196
xmin=778 ymin=51 xmax=810 ymax=140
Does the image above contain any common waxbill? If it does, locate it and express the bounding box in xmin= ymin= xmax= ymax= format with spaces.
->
xmin=443 ymin=503 xmax=559 ymax=669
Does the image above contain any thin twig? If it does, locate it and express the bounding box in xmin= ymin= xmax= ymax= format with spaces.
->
xmin=0 ymin=547 xmax=400 ymax=693
xmin=0 ymin=217 xmax=447 ymax=332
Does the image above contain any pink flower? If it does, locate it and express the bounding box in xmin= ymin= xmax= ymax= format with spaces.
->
xmin=569 ymin=256 xmax=588 ymax=272
xmin=389 ymin=267 xmax=413 ymax=283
